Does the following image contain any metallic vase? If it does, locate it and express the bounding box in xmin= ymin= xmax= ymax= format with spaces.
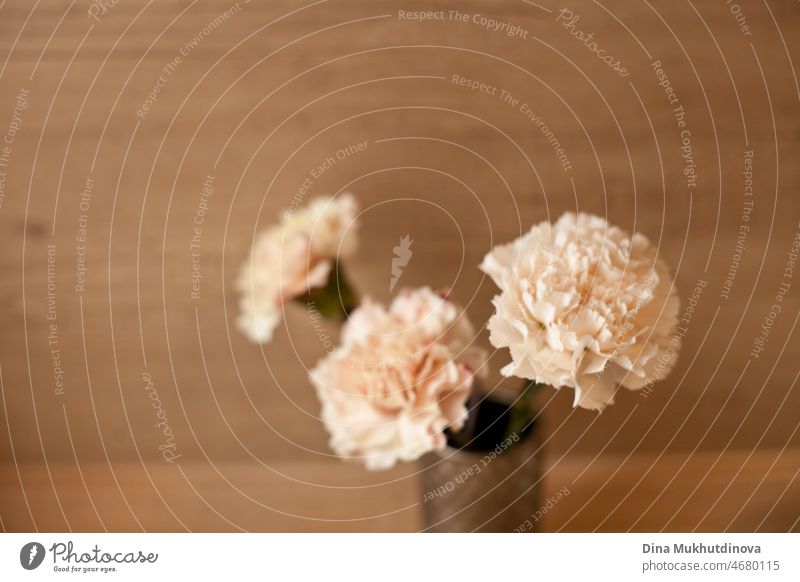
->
xmin=420 ymin=426 xmax=541 ymax=532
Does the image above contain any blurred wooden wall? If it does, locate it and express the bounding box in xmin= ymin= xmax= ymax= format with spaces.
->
xmin=0 ymin=0 xmax=798 ymax=531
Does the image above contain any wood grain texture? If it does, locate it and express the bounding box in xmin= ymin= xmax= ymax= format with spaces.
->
xmin=2 ymin=450 xmax=797 ymax=532
xmin=0 ymin=0 xmax=798 ymax=531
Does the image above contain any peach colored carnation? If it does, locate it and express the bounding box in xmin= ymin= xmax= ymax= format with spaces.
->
xmin=481 ymin=212 xmax=680 ymax=410
xmin=310 ymin=288 xmax=487 ymax=470
xmin=237 ymin=194 xmax=358 ymax=343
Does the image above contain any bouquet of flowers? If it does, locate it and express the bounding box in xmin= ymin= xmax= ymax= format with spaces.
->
xmin=237 ymin=194 xmax=681 ymax=471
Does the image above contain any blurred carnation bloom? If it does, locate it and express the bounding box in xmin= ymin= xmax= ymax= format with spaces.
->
xmin=236 ymin=193 xmax=358 ymax=343
xmin=310 ymin=287 xmax=487 ymax=470
xmin=480 ymin=212 xmax=680 ymax=410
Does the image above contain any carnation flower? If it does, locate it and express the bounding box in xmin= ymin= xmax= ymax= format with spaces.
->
xmin=480 ymin=212 xmax=680 ymax=410
xmin=310 ymin=287 xmax=487 ymax=470
xmin=236 ymin=193 xmax=358 ymax=343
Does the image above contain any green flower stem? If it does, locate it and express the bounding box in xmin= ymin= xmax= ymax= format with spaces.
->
xmin=297 ymin=260 xmax=358 ymax=321
xmin=505 ymin=379 xmax=542 ymax=440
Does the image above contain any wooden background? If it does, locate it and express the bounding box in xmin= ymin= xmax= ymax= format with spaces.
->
xmin=0 ymin=0 xmax=798 ymax=532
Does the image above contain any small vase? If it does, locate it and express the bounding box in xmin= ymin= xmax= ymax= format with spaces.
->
xmin=420 ymin=396 xmax=542 ymax=532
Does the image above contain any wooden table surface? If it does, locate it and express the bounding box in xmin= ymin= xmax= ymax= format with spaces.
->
xmin=2 ymin=448 xmax=797 ymax=532
xmin=0 ymin=0 xmax=799 ymax=531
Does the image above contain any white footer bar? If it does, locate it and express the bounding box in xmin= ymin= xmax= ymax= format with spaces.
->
xmin=1 ymin=533 xmax=796 ymax=581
